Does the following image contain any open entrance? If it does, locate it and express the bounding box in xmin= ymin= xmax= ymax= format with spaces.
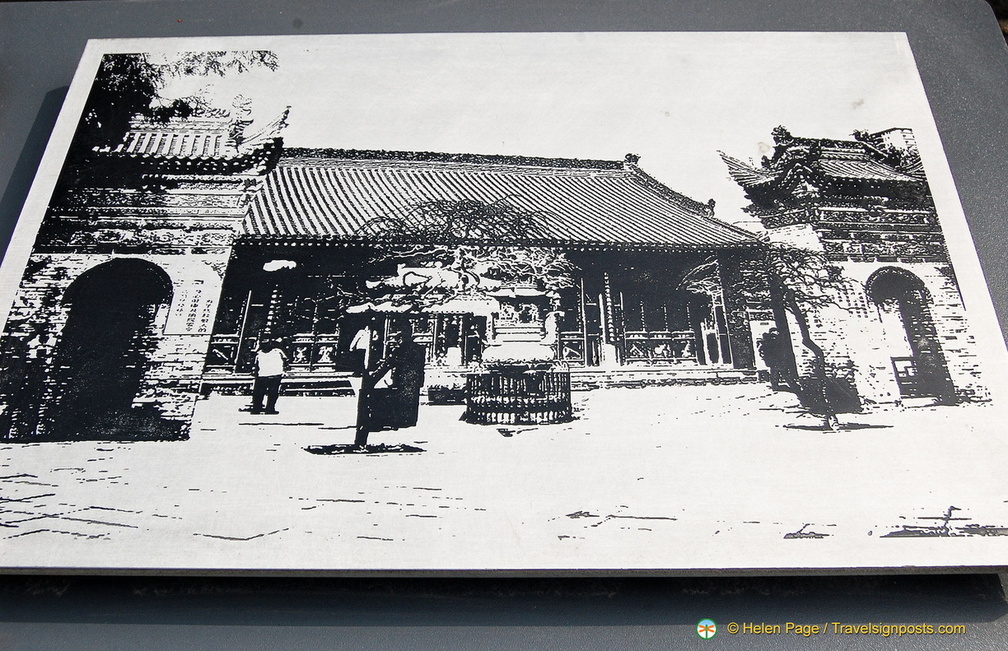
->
xmin=48 ymin=259 xmax=177 ymax=439
xmin=866 ymin=267 xmax=955 ymax=401
xmin=555 ymin=254 xmax=737 ymax=367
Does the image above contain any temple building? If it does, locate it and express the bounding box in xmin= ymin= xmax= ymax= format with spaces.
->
xmin=721 ymin=126 xmax=985 ymax=406
xmin=206 ymin=149 xmax=762 ymax=384
xmin=0 ymin=115 xmax=765 ymax=441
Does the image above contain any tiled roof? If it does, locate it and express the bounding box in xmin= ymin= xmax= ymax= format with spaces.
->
xmin=113 ymin=118 xmax=234 ymax=159
xmin=244 ymin=150 xmax=758 ymax=249
xmin=816 ymin=157 xmax=918 ymax=183
xmin=722 ymin=130 xmax=922 ymax=190
xmin=101 ymin=111 xmax=289 ymax=162
xmin=720 ymin=153 xmax=777 ymax=186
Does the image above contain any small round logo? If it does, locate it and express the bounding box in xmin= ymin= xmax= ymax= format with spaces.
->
xmin=697 ymin=619 xmax=717 ymax=639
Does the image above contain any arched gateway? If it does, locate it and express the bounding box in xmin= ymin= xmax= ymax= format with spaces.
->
xmin=46 ymin=259 xmax=176 ymax=439
xmin=866 ymin=267 xmax=955 ymax=402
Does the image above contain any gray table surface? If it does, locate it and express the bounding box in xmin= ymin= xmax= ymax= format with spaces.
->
xmin=3 ymin=1 xmax=1008 ymax=648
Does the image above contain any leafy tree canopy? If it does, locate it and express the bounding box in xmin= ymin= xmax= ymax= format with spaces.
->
xmin=75 ymin=50 xmax=278 ymax=152
xmin=743 ymin=241 xmax=846 ymax=313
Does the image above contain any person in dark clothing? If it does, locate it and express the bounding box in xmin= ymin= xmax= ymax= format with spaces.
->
xmin=758 ymin=327 xmax=788 ymax=391
xmin=463 ymin=322 xmax=485 ymax=364
xmin=354 ymin=319 xmax=426 ymax=446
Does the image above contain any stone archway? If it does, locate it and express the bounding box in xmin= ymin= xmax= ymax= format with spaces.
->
xmin=47 ymin=259 xmax=174 ymax=439
xmin=866 ymin=267 xmax=955 ymax=401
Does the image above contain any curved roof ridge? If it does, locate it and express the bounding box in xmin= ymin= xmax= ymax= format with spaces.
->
xmin=627 ymin=163 xmax=760 ymax=241
xmin=279 ymin=148 xmax=625 ymax=172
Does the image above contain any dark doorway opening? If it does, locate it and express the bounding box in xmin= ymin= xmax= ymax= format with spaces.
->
xmin=867 ymin=267 xmax=956 ymax=402
xmin=47 ymin=259 xmax=183 ymax=440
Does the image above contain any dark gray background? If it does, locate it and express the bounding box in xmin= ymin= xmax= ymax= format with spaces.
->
xmin=2 ymin=0 xmax=1008 ymax=648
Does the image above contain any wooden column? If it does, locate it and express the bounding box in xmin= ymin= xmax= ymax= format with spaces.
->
xmin=579 ymin=277 xmax=590 ymax=366
xmin=234 ymin=289 xmax=253 ymax=373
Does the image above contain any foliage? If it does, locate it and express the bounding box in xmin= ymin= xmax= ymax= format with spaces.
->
xmin=359 ymin=197 xmax=548 ymax=243
xmin=73 ymin=50 xmax=278 ymax=152
xmin=751 ymin=242 xmax=845 ymax=312
xmin=739 ymin=239 xmax=853 ymax=426
xmin=354 ymin=198 xmax=579 ymax=309
xmin=481 ymin=246 xmax=578 ymax=295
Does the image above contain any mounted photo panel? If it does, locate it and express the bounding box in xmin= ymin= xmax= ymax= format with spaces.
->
xmin=2 ymin=33 xmax=1007 ymax=573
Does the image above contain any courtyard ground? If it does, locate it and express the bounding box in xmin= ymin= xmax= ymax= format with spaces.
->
xmin=2 ymin=383 xmax=1008 ymax=572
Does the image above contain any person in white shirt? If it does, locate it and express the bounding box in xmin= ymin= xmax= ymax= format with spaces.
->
xmin=349 ymin=317 xmax=379 ymax=377
xmin=250 ymin=339 xmax=287 ymax=415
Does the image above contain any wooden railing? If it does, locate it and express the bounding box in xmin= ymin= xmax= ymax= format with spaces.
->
xmin=205 ymin=332 xmax=343 ymax=373
xmin=623 ymin=331 xmax=695 ymax=364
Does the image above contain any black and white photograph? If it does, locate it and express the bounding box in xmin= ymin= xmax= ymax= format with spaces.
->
xmin=2 ymin=32 xmax=1007 ymax=572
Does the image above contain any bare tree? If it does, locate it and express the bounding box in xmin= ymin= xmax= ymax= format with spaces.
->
xmin=344 ymin=197 xmax=577 ymax=449
xmin=357 ymin=197 xmax=577 ymax=307
xmin=740 ymin=241 xmax=854 ymax=429
xmin=53 ymin=51 xmax=279 ymax=199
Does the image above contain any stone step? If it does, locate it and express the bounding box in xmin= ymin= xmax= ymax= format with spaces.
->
xmin=494 ymin=339 xmax=545 ymax=345
xmin=199 ymin=374 xmax=354 ymax=397
xmin=569 ymin=367 xmax=759 ymax=391
xmin=495 ymin=325 xmax=543 ymax=336
xmin=200 ymin=366 xmax=761 ymax=396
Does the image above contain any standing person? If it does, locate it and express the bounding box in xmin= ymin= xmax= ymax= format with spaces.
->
xmin=250 ymin=338 xmax=287 ymax=415
xmin=463 ymin=321 xmax=485 ymax=364
xmin=348 ymin=317 xmax=379 ymax=377
xmin=543 ymin=309 xmax=561 ymax=357
xmin=354 ymin=319 xmax=425 ymax=447
xmin=758 ymin=327 xmax=788 ymax=391
xmin=383 ymin=320 xmax=426 ymax=429
xmin=352 ymin=316 xmax=382 ymax=448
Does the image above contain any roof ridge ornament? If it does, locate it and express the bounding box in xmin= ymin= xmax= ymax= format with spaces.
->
xmin=771 ymin=125 xmax=793 ymax=145
xmin=237 ymin=106 xmax=290 ymax=153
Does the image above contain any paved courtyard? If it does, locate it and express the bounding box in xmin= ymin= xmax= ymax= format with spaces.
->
xmin=2 ymin=383 xmax=1008 ymax=572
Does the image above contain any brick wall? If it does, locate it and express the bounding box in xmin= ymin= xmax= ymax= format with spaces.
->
xmin=843 ymin=261 xmax=986 ymax=402
xmin=761 ymin=224 xmax=984 ymax=407
xmin=0 ymin=168 xmax=264 ymax=441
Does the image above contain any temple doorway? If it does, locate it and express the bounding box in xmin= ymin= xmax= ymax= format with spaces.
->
xmin=48 ymin=259 xmax=173 ymax=438
xmin=866 ymin=267 xmax=955 ymax=401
